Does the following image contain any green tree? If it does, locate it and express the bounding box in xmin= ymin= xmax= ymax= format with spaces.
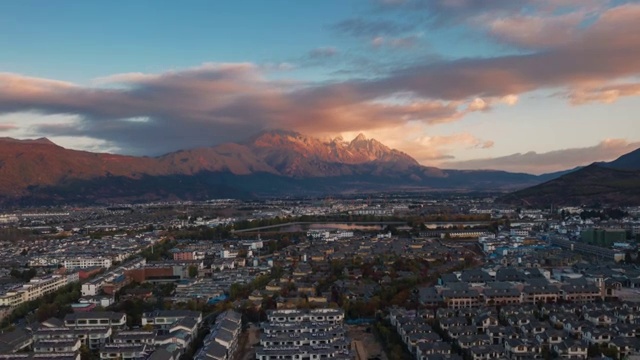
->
xmin=188 ymin=266 xmax=198 ymax=278
xmin=79 ymin=344 xmax=96 ymax=360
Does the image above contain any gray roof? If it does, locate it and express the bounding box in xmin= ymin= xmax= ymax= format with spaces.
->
xmin=214 ymin=328 xmax=235 ymax=344
xmin=204 ymin=341 xmax=228 ymax=359
xmin=148 ymin=349 xmax=175 ymax=360
xmin=0 ymin=329 xmax=31 ymax=353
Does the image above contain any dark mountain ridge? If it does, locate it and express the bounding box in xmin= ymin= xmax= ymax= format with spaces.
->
xmin=498 ymin=148 xmax=640 ymax=207
xmin=0 ymin=130 xmax=586 ymax=205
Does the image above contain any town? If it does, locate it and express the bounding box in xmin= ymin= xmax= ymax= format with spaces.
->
xmin=0 ymin=195 xmax=639 ymax=360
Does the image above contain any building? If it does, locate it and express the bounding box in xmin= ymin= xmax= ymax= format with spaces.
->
xmin=0 ymin=274 xmax=75 ymax=308
xmin=255 ymin=309 xmax=350 ymax=360
xmin=63 ymin=312 xmax=127 ymax=329
xmin=142 ymin=310 xmax=202 ymax=330
xmin=581 ymin=229 xmax=627 ymax=247
xmin=62 ymin=258 xmax=113 ymax=270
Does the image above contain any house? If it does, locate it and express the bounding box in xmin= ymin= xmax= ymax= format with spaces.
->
xmin=447 ymin=325 xmax=476 ymax=339
xmin=519 ymin=321 xmax=548 ymax=336
xmin=609 ymin=337 xmax=640 ymax=359
xmin=504 ymin=339 xmax=542 ymax=360
xmin=475 ymin=313 xmax=499 ymax=332
xmin=549 ymin=312 xmax=577 ymax=327
xmin=584 ymin=311 xmax=617 ymax=326
xmin=613 ymin=323 xmax=637 ymax=338
xmin=483 ymin=282 xmax=522 ymax=306
xmin=32 ymin=338 xmax=82 ymax=353
xmin=436 ymin=308 xmax=458 ymax=320
xmin=485 ymin=325 xmax=518 ymax=345
xmin=460 ymin=270 xmax=492 ymax=286
xmin=148 ymin=348 xmax=179 ymax=360
xmin=416 ymin=342 xmax=452 ymax=359
xmin=582 ymin=328 xmax=613 ymax=345
xmin=468 ymin=344 xmax=506 ymax=360
xmin=560 ymin=283 xmax=600 ymax=303
xmin=442 ymin=288 xmax=481 ymax=309
xmin=418 ymin=287 xmax=444 ymax=307
xmin=99 ymin=343 xmax=148 ymax=360
xmin=63 ymin=312 xmax=127 ymax=329
xmin=439 ymin=317 xmax=468 ymax=331
xmin=142 ymin=310 xmax=202 ymax=330
xmin=563 ymin=320 xmax=590 ymax=336
xmin=535 ymin=329 xmax=564 ymax=346
xmin=614 ymin=309 xmax=638 ymax=324
xmin=457 ymin=334 xmax=491 ymax=350
xmin=112 ymin=331 xmax=155 ymax=346
xmin=522 ymin=284 xmax=560 ymax=304
xmin=553 ymin=339 xmax=588 ymax=359
xmin=0 ymin=329 xmax=32 ymax=353
xmin=506 ymin=314 xmax=530 ymax=327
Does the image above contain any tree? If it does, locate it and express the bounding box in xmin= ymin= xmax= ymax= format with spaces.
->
xmin=188 ymin=266 xmax=198 ymax=279
xmin=588 ymin=344 xmax=602 ymax=358
xmin=79 ymin=345 xmax=96 ymax=360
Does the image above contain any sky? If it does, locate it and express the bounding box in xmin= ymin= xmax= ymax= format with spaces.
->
xmin=0 ymin=0 xmax=639 ymax=174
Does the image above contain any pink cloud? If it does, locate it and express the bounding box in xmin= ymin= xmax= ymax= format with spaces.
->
xmin=0 ymin=123 xmax=17 ymax=132
xmin=0 ymin=3 xmax=639 ymax=155
xmin=442 ymin=139 xmax=640 ymax=174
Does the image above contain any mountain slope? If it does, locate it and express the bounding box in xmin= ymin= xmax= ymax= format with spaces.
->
xmin=498 ymin=148 xmax=640 ymax=206
xmin=0 ymin=131 xmax=564 ymax=204
xmin=602 ymin=148 xmax=640 ymax=170
xmin=243 ymin=130 xmax=420 ymax=177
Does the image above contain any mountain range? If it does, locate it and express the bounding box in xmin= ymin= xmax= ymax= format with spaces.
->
xmin=497 ymin=148 xmax=640 ymax=207
xmin=0 ymin=130 xmax=637 ymax=205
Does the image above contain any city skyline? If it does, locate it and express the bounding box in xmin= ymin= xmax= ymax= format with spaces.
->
xmin=1 ymin=0 xmax=639 ymax=174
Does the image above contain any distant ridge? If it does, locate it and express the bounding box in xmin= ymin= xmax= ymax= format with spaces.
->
xmin=498 ymin=147 xmax=640 ymax=206
xmin=0 ymin=131 xmax=574 ymax=205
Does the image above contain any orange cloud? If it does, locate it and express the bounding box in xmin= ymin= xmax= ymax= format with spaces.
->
xmin=0 ymin=3 xmax=639 ymax=155
xmin=566 ymin=82 xmax=640 ymax=104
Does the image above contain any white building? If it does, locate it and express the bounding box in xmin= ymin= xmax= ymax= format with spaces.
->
xmin=63 ymin=257 xmax=112 ymax=270
xmin=0 ymin=274 xmax=74 ymax=307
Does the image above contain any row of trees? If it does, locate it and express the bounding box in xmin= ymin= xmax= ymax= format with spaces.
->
xmin=0 ymin=282 xmax=82 ymax=329
xmin=9 ymin=267 xmax=37 ymax=282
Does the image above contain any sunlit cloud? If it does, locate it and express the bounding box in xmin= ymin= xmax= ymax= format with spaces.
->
xmin=0 ymin=1 xmax=639 ymax=161
xmin=442 ymin=139 xmax=640 ymax=174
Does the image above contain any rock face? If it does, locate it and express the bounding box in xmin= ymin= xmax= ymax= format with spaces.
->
xmin=0 ymin=130 xmax=570 ymax=204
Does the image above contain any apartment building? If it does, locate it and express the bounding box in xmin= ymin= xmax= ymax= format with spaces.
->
xmin=64 ymin=312 xmax=127 ymax=329
xmin=0 ymin=274 xmax=76 ymax=307
xmin=63 ymin=257 xmax=113 ymax=270
xmin=195 ymin=310 xmax=242 ymax=360
xmin=99 ymin=343 xmax=149 ymax=360
xmin=142 ymin=310 xmax=202 ymax=330
xmin=34 ymin=326 xmax=113 ymax=351
xmin=32 ymin=338 xmax=82 ymax=353
xmin=256 ymin=309 xmax=350 ymax=360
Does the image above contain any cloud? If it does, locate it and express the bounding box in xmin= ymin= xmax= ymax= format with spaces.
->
xmin=442 ymin=139 xmax=640 ymax=174
xmin=378 ymin=0 xmax=611 ymax=27
xmin=406 ymin=133 xmax=495 ymax=162
xmin=0 ymin=123 xmax=17 ymax=132
xmin=340 ymin=126 xmax=493 ymax=163
xmin=565 ymin=82 xmax=640 ymax=104
xmin=307 ymin=47 xmax=339 ymax=59
xmin=359 ymin=3 xmax=640 ymax=101
xmin=483 ymin=12 xmax=586 ymax=50
xmin=333 ymin=18 xmax=414 ymax=37
xmin=0 ymin=65 xmax=494 ymax=155
xmin=371 ymin=35 xmax=419 ymax=49
xmin=466 ymin=98 xmax=488 ymax=111
xmin=1 ymin=3 xmax=639 ymax=155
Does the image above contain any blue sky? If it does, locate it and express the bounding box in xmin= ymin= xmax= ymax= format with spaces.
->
xmin=1 ymin=0 xmax=639 ymax=174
